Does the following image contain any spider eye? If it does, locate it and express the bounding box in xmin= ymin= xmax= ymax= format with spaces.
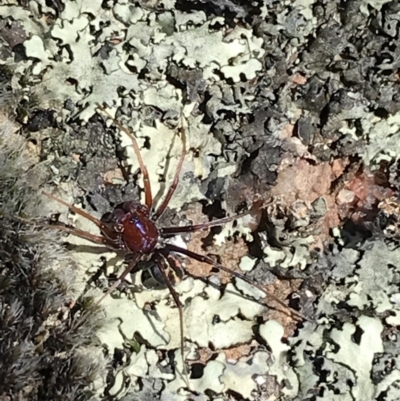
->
xmin=114 ymin=223 xmax=123 ymax=232
xmin=138 ymin=205 xmax=149 ymax=215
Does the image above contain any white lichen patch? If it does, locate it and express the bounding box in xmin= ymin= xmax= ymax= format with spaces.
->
xmin=239 ymin=255 xmax=257 ymax=272
xmin=260 ymin=320 xmax=299 ymax=397
xmin=93 ymin=271 xmax=269 ymax=397
xmin=0 ymin=0 xmax=265 ymax=121
xmin=184 ymin=282 xmax=267 ymax=348
xmin=335 ymin=107 xmax=400 ymax=169
xmin=322 ymin=241 xmax=400 ymax=324
xmin=219 ymin=352 xmax=270 ymax=399
xmin=361 ymin=110 xmax=400 ymax=166
xmin=326 ymin=316 xmax=383 ymax=400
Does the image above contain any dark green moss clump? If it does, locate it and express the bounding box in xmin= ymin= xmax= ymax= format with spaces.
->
xmin=0 ymin=116 xmax=103 ymax=401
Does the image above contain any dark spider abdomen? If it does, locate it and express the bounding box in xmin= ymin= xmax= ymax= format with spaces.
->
xmin=101 ymin=201 xmax=158 ymax=254
xmin=122 ymin=212 xmax=158 ymax=253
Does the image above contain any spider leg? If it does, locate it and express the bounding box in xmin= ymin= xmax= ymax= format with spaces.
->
xmin=95 ymin=253 xmax=142 ymax=306
xmin=152 ymin=125 xmax=187 ymax=221
xmin=153 ymin=251 xmax=190 ymax=389
xmin=165 ymin=244 xmax=308 ymax=322
xmin=161 ymin=213 xmax=247 ymax=235
xmin=43 ymin=191 xmax=103 ymax=228
xmin=39 ymin=223 xmax=106 ymax=245
xmin=158 ymin=249 xmax=184 ymax=281
xmin=96 ymin=103 xmax=153 ymax=210
xmin=41 ymin=192 xmax=129 ymax=252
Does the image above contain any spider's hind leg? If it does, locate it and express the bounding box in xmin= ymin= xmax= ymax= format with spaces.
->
xmin=153 ymin=250 xmax=190 ymax=389
xmin=165 ymin=243 xmax=308 ymax=322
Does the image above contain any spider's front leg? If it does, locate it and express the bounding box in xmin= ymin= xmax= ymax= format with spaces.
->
xmin=42 ymin=191 xmax=107 ymax=245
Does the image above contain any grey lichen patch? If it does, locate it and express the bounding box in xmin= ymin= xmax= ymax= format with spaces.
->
xmin=321 ymin=241 xmax=400 ymax=324
xmin=184 ymin=282 xmax=267 ymax=348
xmin=219 ymin=352 xmax=270 ymax=399
xmin=93 ymin=271 xmax=268 ymax=397
xmin=293 ymin=316 xmax=384 ymax=401
xmin=334 ymin=106 xmax=400 ymax=168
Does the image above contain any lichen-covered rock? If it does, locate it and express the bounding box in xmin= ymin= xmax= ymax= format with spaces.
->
xmin=2 ymin=0 xmax=400 ymax=400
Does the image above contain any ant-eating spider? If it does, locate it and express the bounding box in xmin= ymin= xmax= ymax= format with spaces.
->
xmin=43 ymin=103 xmax=305 ymax=387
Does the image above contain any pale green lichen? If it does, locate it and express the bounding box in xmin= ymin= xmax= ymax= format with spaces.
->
xmin=326 ymin=316 xmax=383 ymax=400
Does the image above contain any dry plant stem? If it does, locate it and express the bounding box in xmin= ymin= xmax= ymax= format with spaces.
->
xmin=166 ymin=244 xmax=308 ymax=322
xmin=96 ymin=103 xmax=153 ymax=210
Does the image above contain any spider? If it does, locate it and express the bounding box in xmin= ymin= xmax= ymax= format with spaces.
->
xmin=43 ymin=103 xmax=305 ymax=384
